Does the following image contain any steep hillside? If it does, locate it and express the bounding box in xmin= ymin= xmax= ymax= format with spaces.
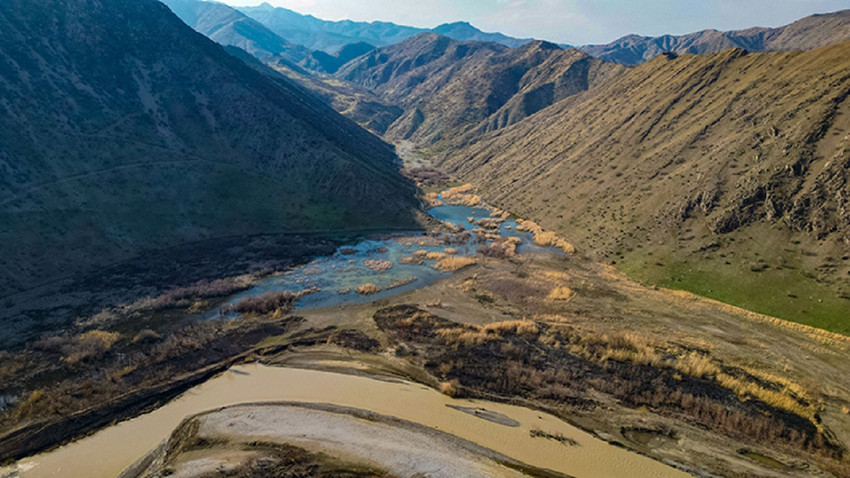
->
xmin=338 ymin=35 xmax=624 ymax=145
xmin=440 ymin=44 xmax=850 ymax=332
xmin=581 ymin=9 xmax=850 ymax=65
xmin=238 ymin=2 xmax=532 ymax=53
xmin=0 ymin=0 xmax=418 ymax=296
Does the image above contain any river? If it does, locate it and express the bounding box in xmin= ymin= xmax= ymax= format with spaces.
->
xmin=6 ymin=365 xmax=688 ymax=478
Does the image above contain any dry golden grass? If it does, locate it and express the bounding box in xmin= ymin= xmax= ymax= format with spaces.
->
xmin=547 ymin=286 xmax=574 ymax=301
xmin=400 ymin=256 xmax=424 ymax=265
xmin=842 ymin=406 xmax=850 ymax=415
xmin=426 ymin=251 xmax=447 ymax=261
xmin=12 ymin=389 xmax=46 ymax=420
xmin=437 ymin=320 xmax=539 ymax=347
xmin=551 ymin=324 xmax=819 ymax=421
xmin=542 ymin=270 xmax=570 ymax=282
xmin=441 ymin=184 xmax=482 ymax=206
xmin=433 ymin=256 xmax=477 ymax=272
xmin=386 ymin=277 xmax=417 ymax=290
xmin=413 ymin=250 xmax=430 ymax=258
xmin=356 ymin=283 xmax=382 ymax=295
xmin=443 ymin=247 xmax=459 ymax=255
xmin=423 ymin=191 xmax=443 ymax=208
xmin=516 ymin=219 xmax=575 ymax=254
xmin=364 ymin=259 xmax=393 ymax=272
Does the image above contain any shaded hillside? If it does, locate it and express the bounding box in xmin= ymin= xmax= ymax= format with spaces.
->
xmin=581 ymin=9 xmax=850 ymax=65
xmin=0 ymin=0 xmax=418 ymax=296
xmin=440 ymin=44 xmax=850 ymax=332
xmin=161 ymin=0 xmax=371 ymax=73
xmin=338 ymin=34 xmax=624 ymax=145
xmin=238 ymin=2 xmax=532 ymax=53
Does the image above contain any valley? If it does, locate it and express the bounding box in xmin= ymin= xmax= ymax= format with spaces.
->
xmin=1 ymin=0 xmax=849 ymax=476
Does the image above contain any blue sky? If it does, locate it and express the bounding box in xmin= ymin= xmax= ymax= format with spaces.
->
xmin=219 ymin=0 xmax=850 ymax=45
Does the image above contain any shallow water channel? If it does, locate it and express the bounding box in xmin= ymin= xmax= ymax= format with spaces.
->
xmin=7 ymin=365 xmax=688 ymax=478
xmin=208 ymin=201 xmax=552 ymax=314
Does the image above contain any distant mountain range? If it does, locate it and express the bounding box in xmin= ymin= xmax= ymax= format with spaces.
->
xmin=0 ymin=0 xmax=417 ymax=295
xmin=581 ymin=9 xmax=850 ymax=65
xmin=237 ymin=2 xmax=535 ymax=52
xmin=337 ymin=36 xmax=623 ymax=144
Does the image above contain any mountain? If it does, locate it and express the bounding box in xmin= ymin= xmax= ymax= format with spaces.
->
xmin=161 ymin=0 xmax=371 ymax=73
xmin=0 ymin=0 xmax=418 ymax=296
xmin=337 ymin=34 xmax=624 ymax=145
xmin=226 ymin=45 xmax=403 ymax=134
xmin=431 ymin=21 xmax=533 ymax=48
xmin=238 ymin=2 xmax=533 ymax=53
xmin=581 ymin=9 xmax=850 ymax=65
xmin=437 ymin=43 xmax=850 ymax=332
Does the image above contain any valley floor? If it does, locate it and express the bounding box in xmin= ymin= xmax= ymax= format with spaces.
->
xmin=1 ymin=184 xmax=849 ymax=477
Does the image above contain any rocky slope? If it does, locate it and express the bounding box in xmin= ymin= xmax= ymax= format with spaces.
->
xmin=238 ymin=2 xmax=533 ymax=53
xmin=438 ymin=43 xmax=850 ymax=331
xmin=581 ymin=9 xmax=850 ymax=65
xmin=338 ymin=35 xmax=624 ymax=144
xmin=0 ymin=0 xmax=418 ymax=296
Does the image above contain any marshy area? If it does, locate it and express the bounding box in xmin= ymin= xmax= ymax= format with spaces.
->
xmin=1 ymin=184 xmax=849 ymax=477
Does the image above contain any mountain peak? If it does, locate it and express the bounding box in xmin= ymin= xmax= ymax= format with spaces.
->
xmin=520 ymin=39 xmax=563 ymax=51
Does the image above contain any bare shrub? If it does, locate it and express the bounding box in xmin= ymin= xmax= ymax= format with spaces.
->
xmin=478 ymin=237 xmax=521 ymax=258
xmin=147 ymin=276 xmax=256 ymax=311
xmin=63 ymin=330 xmax=121 ymax=364
xmin=235 ymin=287 xmax=317 ymax=315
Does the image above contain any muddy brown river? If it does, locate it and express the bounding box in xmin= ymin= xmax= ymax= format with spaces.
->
xmin=5 ymin=364 xmax=688 ymax=478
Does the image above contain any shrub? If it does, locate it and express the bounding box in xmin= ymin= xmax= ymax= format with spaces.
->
xmin=63 ymin=330 xmax=121 ymax=364
xmin=440 ymin=379 xmax=461 ymax=397
xmin=235 ymin=288 xmax=317 ymax=315
xmin=478 ymin=237 xmax=521 ymax=258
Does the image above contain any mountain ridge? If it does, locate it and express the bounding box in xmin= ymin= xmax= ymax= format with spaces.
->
xmin=238 ymin=2 xmax=535 ymax=52
xmin=581 ymin=9 xmax=850 ymax=65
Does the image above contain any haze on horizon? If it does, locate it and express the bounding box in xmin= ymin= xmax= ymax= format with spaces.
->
xmin=218 ymin=0 xmax=850 ymax=45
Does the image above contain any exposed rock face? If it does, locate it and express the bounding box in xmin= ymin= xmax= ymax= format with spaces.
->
xmin=337 ymin=35 xmax=624 ymax=145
